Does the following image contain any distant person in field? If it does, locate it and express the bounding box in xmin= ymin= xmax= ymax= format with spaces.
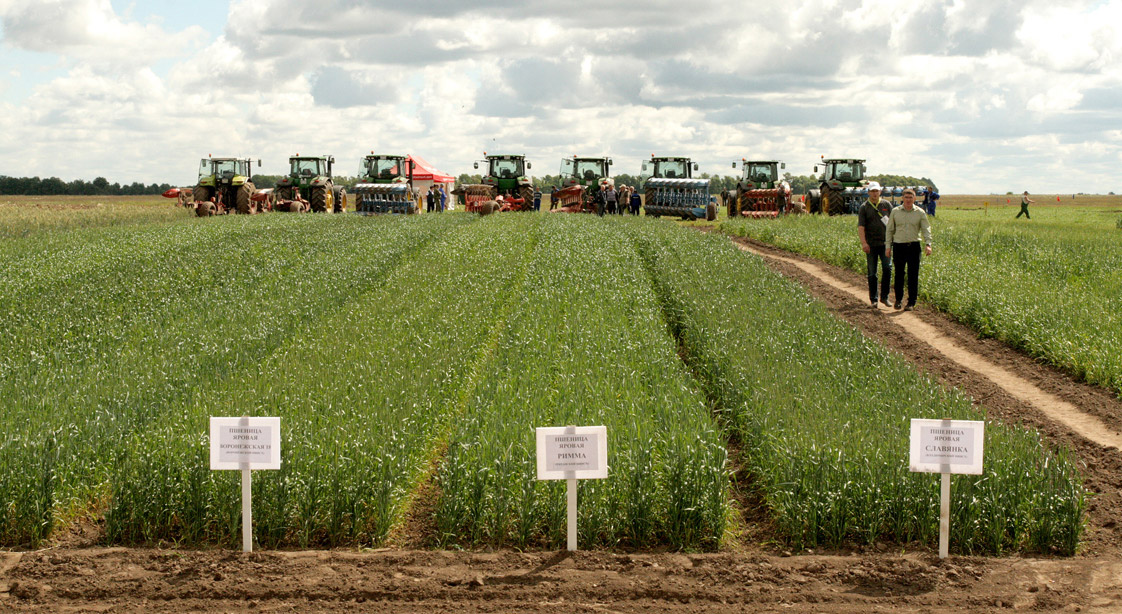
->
xmin=1017 ymin=191 xmax=1033 ymax=219
xmin=924 ymin=187 xmax=939 ymax=216
xmin=550 ymin=185 xmax=559 ymax=210
xmin=630 ymin=187 xmax=642 ymax=215
xmin=439 ymin=185 xmax=447 ymax=212
xmin=885 ymin=188 xmax=932 ymax=311
xmin=857 ymin=182 xmax=894 ymax=309
xmin=426 ymin=186 xmax=436 ymax=213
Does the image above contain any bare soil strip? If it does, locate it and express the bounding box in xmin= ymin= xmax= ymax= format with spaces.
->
xmin=733 ymin=241 xmax=1122 ymax=452
xmin=4 ymin=548 xmax=1122 ymax=613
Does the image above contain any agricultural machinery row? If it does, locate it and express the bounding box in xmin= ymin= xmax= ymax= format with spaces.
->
xmin=166 ymin=155 xmax=349 ymax=217
xmin=166 ymin=152 xmax=931 ymax=220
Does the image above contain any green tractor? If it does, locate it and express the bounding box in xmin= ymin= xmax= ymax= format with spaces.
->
xmin=640 ymin=156 xmax=716 ymax=221
xmin=554 ymin=156 xmax=613 ymax=212
xmin=459 ymin=153 xmax=534 ymax=212
xmin=191 ymin=156 xmax=261 ymax=217
xmin=805 ymin=157 xmax=868 ymax=215
xmin=352 ymin=154 xmax=417 ymax=214
xmin=272 ymin=154 xmax=346 ymax=213
xmin=727 ymin=159 xmax=791 ymax=218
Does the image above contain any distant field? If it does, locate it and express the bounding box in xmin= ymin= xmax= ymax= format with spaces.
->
xmin=0 ymin=195 xmax=192 ymax=238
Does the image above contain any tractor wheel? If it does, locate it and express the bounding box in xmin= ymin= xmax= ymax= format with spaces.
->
xmin=196 ymin=201 xmax=216 ymax=217
xmin=193 ymin=186 xmax=212 ymax=204
xmin=518 ymin=185 xmax=534 ymax=210
xmin=310 ymin=186 xmax=328 ymax=213
xmin=480 ymin=201 xmax=494 ymax=216
xmin=706 ymin=202 xmax=718 ymax=222
xmin=823 ymin=187 xmax=844 ymax=216
xmin=236 ymin=182 xmax=255 ymax=214
xmin=644 ymin=187 xmax=656 ymax=212
xmin=738 ymin=187 xmax=752 ymax=215
xmin=333 ymin=187 xmax=347 ymax=213
xmin=806 ymin=189 xmax=821 ymax=214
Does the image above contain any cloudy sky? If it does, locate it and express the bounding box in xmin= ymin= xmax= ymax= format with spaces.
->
xmin=1 ymin=0 xmax=1120 ymax=193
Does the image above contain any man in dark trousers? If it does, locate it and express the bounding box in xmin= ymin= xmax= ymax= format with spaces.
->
xmin=425 ymin=187 xmax=435 ymax=213
xmin=885 ymin=188 xmax=933 ymax=311
xmin=857 ymin=182 xmax=893 ymax=309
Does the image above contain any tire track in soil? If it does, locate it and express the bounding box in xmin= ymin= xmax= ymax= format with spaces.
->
xmin=722 ymin=233 xmax=1122 ymax=556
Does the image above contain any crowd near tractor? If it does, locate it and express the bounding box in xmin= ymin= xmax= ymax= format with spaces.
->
xmin=272 ymin=155 xmax=346 ymax=213
xmin=163 ymin=156 xmax=264 ymax=217
xmin=805 ymin=157 xmax=868 ymax=215
xmin=352 ymin=153 xmax=418 ymax=214
xmin=640 ymin=155 xmax=715 ymax=221
xmin=457 ymin=153 xmax=535 ymax=213
xmin=552 ymin=156 xmax=613 ymax=213
xmin=727 ymin=159 xmax=792 ymax=218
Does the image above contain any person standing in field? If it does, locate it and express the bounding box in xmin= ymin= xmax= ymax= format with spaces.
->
xmin=550 ymin=185 xmax=559 ymax=210
xmin=439 ymin=185 xmax=447 ymax=212
xmin=1016 ymin=191 xmax=1033 ymax=219
xmin=885 ymin=188 xmax=932 ymax=311
xmin=426 ymin=186 xmax=436 ymax=213
xmin=630 ymin=187 xmax=642 ymax=215
xmin=857 ymin=182 xmax=894 ymax=309
xmin=602 ymin=184 xmax=617 ymax=216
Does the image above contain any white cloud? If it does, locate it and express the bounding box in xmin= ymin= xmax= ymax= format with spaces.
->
xmin=1 ymin=0 xmax=1121 ymax=193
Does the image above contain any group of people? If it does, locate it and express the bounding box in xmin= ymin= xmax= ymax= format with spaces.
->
xmin=594 ymin=184 xmax=642 ymax=216
xmin=857 ymin=182 xmax=932 ymax=311
xmin=425 ymin=185 xmax=448 ymax=213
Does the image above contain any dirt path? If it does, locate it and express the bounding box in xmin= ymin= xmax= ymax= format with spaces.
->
xmin=733 ymin=241 xmax=1122 ymax=451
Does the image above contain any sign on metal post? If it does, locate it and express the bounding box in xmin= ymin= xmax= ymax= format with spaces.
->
xmin=536 ymin=426 xmax=608 ymax=551
xmin=909 ymin=418 xmax=984 ymax=559
xmin=210 ymin=416 xmax=281 ymax=552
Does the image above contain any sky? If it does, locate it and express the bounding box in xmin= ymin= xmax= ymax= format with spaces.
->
xmin=1 ymin=0 xmax=1120 ymax=194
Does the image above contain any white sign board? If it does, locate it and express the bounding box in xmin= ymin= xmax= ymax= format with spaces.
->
xmin=909 ymin=419 xmax=984 ymax=475
xmin=536 ymin=426 xmax=608 ymax=480
xmin=210 ymin=417 xmax=282 ymax=470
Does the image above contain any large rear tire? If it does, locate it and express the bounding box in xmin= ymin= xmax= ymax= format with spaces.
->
xmin=193 ymin=186 xmax=212 ymax=203
xmin=518 ymin=185 xmax=534 ymax=211
xmin=823 ymin=186 xmax=844 ymax=216
xmin=310 ymin=186 xmax=328 ymax=213
xmin=706 ymin=202 xmax=717 ymax=221
xmin=235 ymin=182 xmax=255 ymax=214
xmin=644 ymin=187 xmax=657 ymax=216
xmin=333 ymin=187 xmax=347 ymax=213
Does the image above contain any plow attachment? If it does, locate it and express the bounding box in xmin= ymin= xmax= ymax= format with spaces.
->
xmin=353 ymin=183 xmax=416 ymax=214
xmin=643 ymin=178 xmax=716 ymax=221
xmin=550 ymin=185 xmax=593 ymax=213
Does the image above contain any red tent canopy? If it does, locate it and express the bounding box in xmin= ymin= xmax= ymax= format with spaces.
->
xmin=406 ymin=155 xmax=455 ymax=183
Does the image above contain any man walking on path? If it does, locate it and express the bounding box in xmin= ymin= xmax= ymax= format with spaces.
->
xmin=885 ymin=188 xmax=932 ymax=311
xmin=1016 ymin=191 xmax=1033 ymax=219
xmin=857 ymin=182 xmax=894 ymax=309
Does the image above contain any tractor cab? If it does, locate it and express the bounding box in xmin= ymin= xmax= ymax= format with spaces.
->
xmin=815 ymin=158 xmax=867 ymax=189
xmin=560 ymin=156 xmax=612 ymax=187
xmin=199 ymin=157 xmax=254 ymax=185
xmin=474 ymin=154 xmax=531 ymax=193
xmin=360 ymin=154 xmax=410 ymax=183
xmin=733 ymin=160 xmax=785 ymax=190
xmin=641 ymin=156 xmax=698 ymax=183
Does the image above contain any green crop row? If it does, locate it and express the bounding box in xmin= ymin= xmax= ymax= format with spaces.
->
xmin=0 ymin=214 xmax=469 ymax=546
xmin=104 ymin=216 xmax=534 ymax=547
xmin=0 ymin=212 xmax=1087 ymax=555
xmin=631 ymin=217 xmax=1084 ymax=554
xmin=721 ymin=208 xmax=1122 ymax=396
xmin=435 ymin=215 xmax=728 ymax=550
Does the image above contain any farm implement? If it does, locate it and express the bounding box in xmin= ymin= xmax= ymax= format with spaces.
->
xmin=353 ymin=154 xmax=418 ymax=215
xmin=163 ymin=156 xmax=266 ymax=217
xmin=805 ymin=157 xmax=868 ymax=215
xmin=272 ymin=155 xmax=346 ymax=213
xmin=728 ymin=159 xmax=792 ymax=218
xmin=456 ymin=153 xmax=535 ymax=213
xmin=552 ymin=156 xmax=613 ymax=213
xmin=640 ymin=156 xmax=716 ymax=221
